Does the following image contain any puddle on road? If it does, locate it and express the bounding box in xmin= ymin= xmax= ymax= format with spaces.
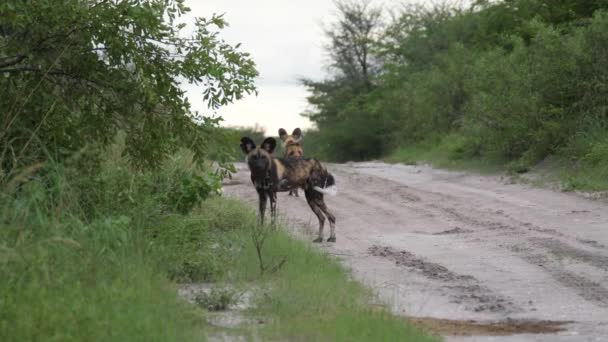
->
xmin=407 ymin=317 xmax=571 ymax=336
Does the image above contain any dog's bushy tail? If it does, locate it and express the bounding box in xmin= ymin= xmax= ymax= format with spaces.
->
xmin=310 ymin=160 xmax=338 ymax=196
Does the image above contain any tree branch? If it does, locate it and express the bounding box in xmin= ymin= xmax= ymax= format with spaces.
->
xmin=1 ymin=65 xmax=112 ymax=91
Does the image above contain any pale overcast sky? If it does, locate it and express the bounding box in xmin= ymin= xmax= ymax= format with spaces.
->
xmin=182 ymin=1 xmax=416 ymax=135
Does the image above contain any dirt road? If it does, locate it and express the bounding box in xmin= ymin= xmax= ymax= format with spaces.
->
xmin=223 ymin=162 xmax=608 ymax=341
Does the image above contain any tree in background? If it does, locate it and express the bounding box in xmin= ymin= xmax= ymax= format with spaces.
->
xmin=0 ymin=0 xmax=257 ymax=178
xmin=301 ymin=0 xmax=386 ymax=161
xmin=326 ymin=0 xmax=382 ymax=91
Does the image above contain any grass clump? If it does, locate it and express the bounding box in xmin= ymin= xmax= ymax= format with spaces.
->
xmin=195 ymin=288 xmax=239 ymax=311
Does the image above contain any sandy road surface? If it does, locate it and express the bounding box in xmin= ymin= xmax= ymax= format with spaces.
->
xmin=223 ymin=162 xmax=608 ymax=341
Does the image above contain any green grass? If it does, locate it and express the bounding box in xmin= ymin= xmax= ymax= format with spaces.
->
xmin=560 ymin=164 xmax=608 ymax=192
xmin=558 ymin=136 xmax=608 ymax=191
xmin=0 ymin=201 xmax=205 ymax=342
xmin=386 ymin=135 xmax=505 ymax=175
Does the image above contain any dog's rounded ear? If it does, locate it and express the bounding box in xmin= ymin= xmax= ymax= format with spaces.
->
xmin=278 ymin=128 xmax=288 ymax=141
xmin=240 ymin=137 xmax=256 ymax=154
xmin=292 ymin=128 xmax=302 ymax=143
xmin=261 ymin=137 xmax=277 ymax=154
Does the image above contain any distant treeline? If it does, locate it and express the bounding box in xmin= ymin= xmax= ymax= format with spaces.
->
xmin=301 ymin=0 xmax=608 ymax=178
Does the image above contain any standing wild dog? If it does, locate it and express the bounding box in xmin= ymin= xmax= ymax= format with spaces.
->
xmin=278 ymin=127 xmax=303 ymax=197
xmin=240 ymin=136 xmax=338 ymax=242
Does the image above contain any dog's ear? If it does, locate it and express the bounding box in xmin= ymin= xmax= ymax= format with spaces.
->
xmin=261 ymin=137 xmax=277 ymax=154
xmin=292 ymin=128 xmax=302 ymax=143
xmin=240 ymin=137 xmax=256 ymax=154
xmin=278 ymin=128 xmax=288 ymax=142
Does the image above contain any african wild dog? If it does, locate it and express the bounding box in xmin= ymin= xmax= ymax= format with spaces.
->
xmin=278 ymin=127 xmax=303 ymax=197
xmin=240 ymin=136 xmax=338 ymax=242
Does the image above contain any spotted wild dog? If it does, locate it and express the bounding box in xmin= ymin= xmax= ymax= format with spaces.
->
xmin=278 ymin=127 xmax=303 ymax=197
xmin=240 ymin=136 xmax=338 ymax=242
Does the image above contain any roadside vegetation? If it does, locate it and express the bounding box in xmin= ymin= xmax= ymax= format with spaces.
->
xmin=302 ymin=0 xmax=608 ymax=191
xmin=0 ymin=140 xmax=435 ymax=341
xmin=1 ymin=1 xmax=434 ymax=340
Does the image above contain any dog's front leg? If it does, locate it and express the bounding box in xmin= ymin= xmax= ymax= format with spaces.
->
xmin=268 ymin=190 xmax=277 ymax=227
xmin=257 ymin=187 xmax=267 ymax=225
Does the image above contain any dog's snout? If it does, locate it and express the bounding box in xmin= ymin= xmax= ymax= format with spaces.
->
xmin=255 ymin=158 xmax=266 ymax=168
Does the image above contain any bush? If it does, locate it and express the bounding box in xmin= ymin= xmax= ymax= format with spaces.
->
xmin=463 ymin=19 xmax=582 ymax=161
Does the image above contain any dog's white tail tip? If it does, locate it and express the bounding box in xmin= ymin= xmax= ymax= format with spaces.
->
xmin=313 ymin=185 xmax=338 ymax=196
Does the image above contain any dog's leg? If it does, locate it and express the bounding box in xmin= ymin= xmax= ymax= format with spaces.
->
xmin=316 ymin=197 xmax=336 ymax=243
xmin=268 ymin=190 xmax=277 ymax=227
xmin=305 ymin=189 xmax=325 ymax=243
xmin=257 ymin=187 xmax=267 ymax=225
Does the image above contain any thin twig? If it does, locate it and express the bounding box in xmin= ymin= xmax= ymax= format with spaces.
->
xmin=2 ymin=42 xmax=73 ymax=141
xmin=16 ymin=100 xmax=57 ymax=160
xmin=268 ymin=256 xmax=287 ymax=274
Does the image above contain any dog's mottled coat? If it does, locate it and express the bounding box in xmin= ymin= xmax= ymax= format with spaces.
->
xmin=240 ymin=136 xmax=337 ymax=242
xmin=278 ymin=128 xmax=303 ymax=197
